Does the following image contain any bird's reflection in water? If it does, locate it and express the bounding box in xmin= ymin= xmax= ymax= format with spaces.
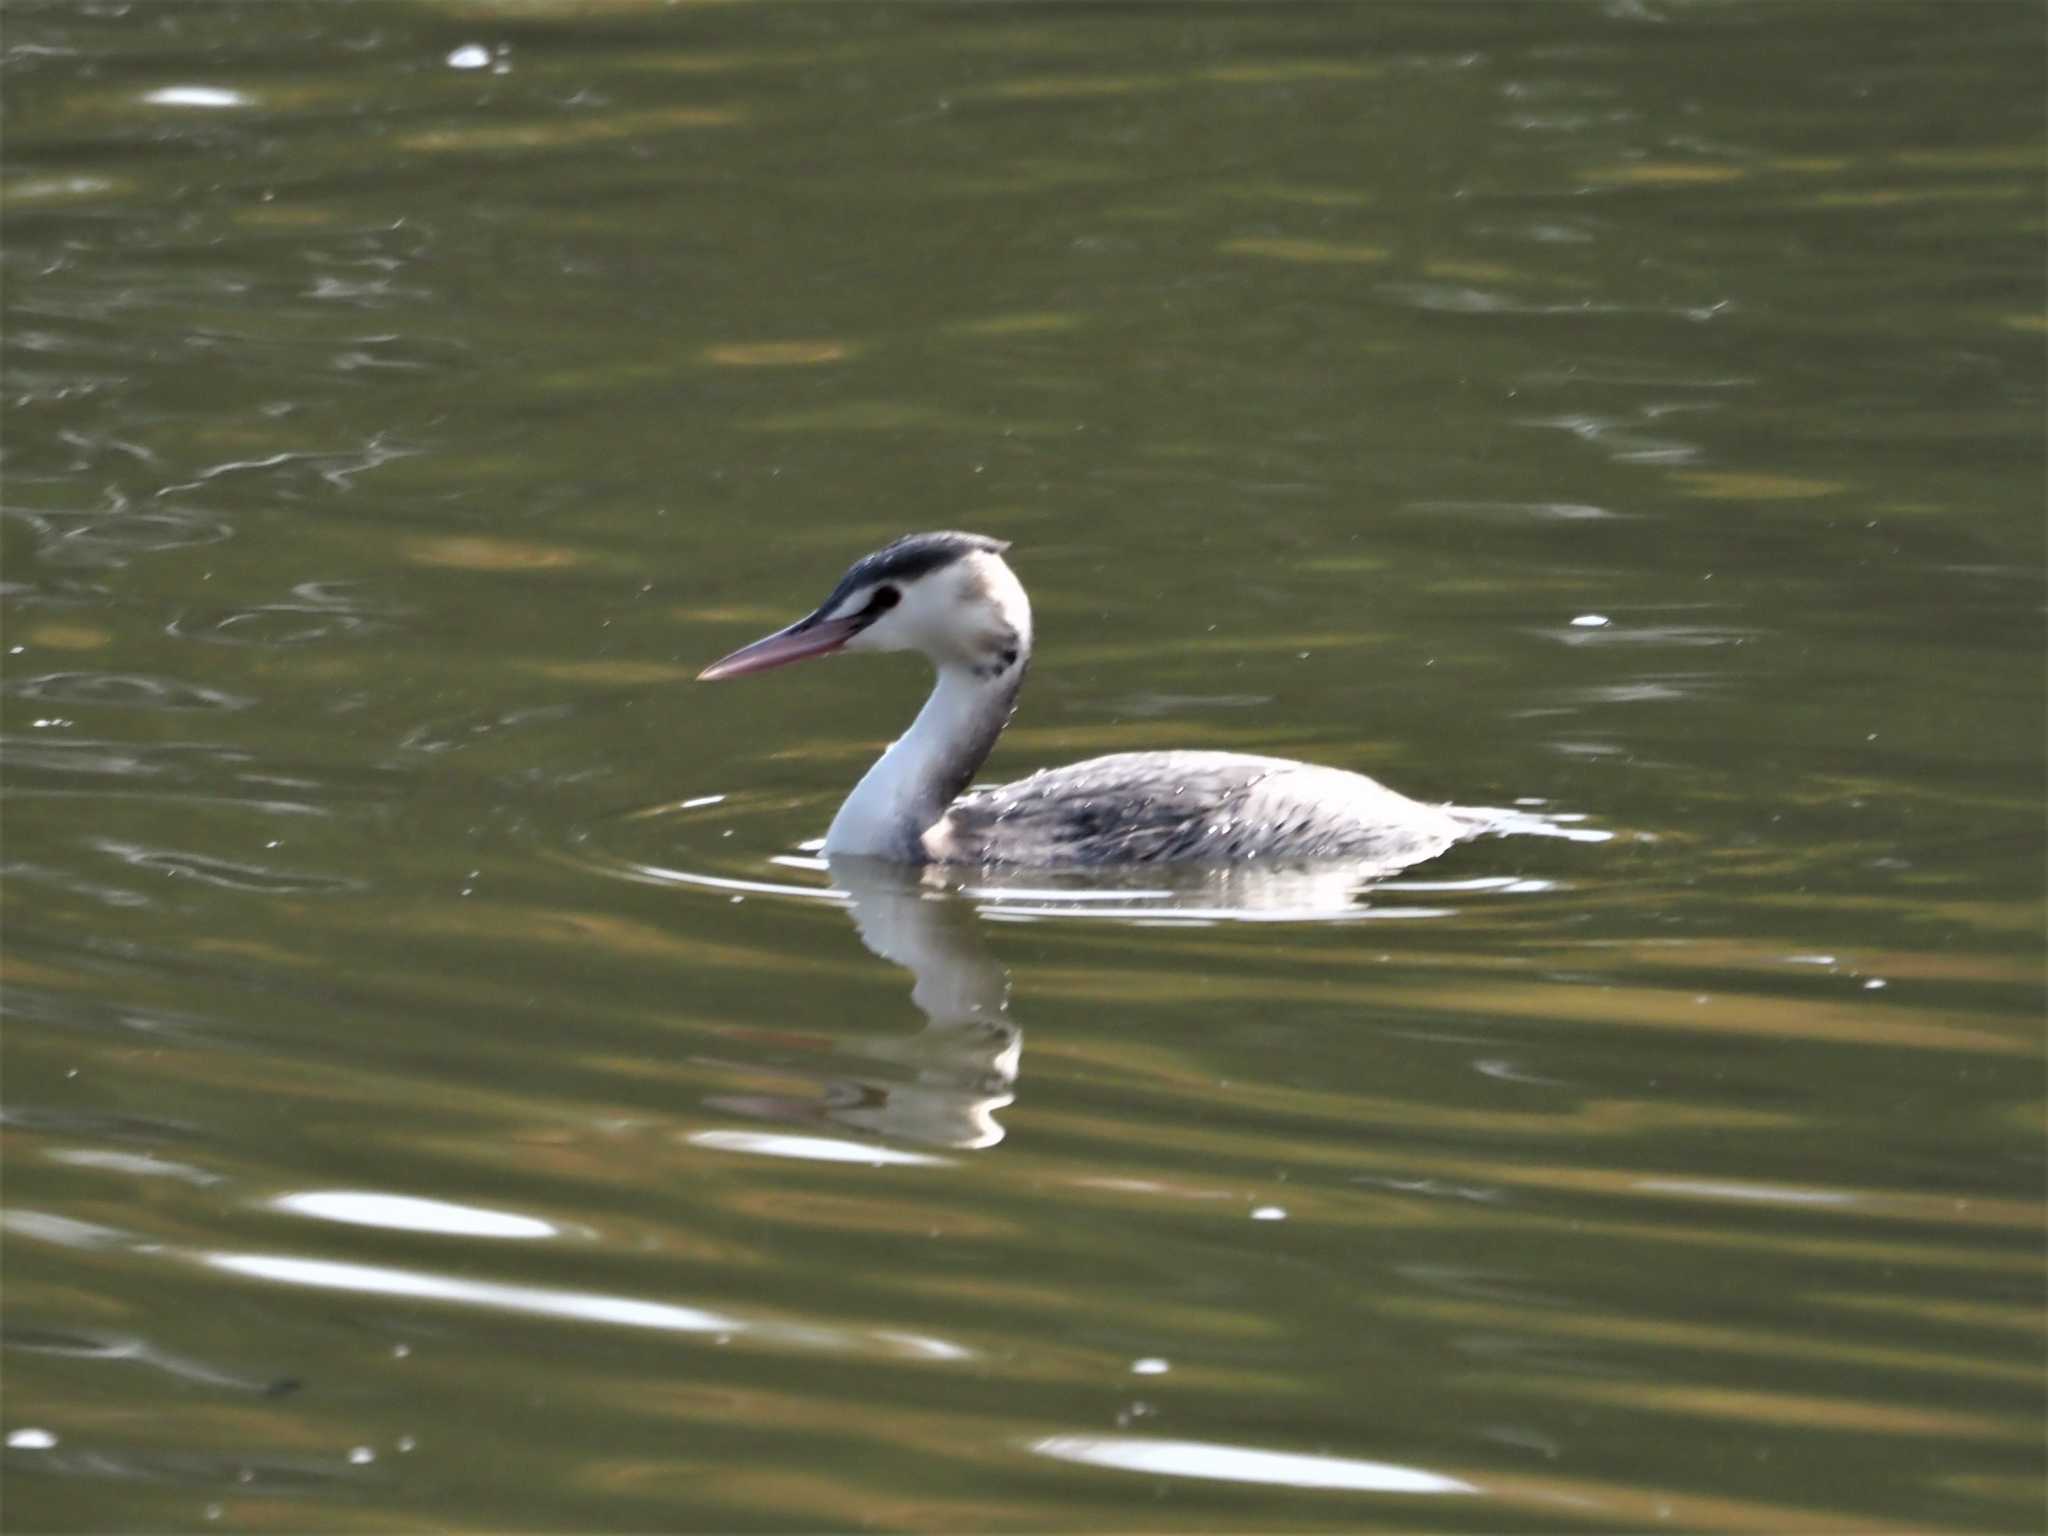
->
xmin=828 ymin=855 xmax=1019 ymax=1149
xmin=700 ymin=849 xmax=1500 ymax=1153
xmin=707 ymin=856 xmax=1019 ymax=1151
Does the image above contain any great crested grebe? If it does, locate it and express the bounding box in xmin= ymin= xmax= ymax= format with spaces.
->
xmin=698 ymin=532 xmax=1477 ymax=869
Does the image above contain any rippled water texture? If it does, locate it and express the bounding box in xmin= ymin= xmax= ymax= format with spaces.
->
xmin=3 ymin=2 xmax=2043 ymax=1530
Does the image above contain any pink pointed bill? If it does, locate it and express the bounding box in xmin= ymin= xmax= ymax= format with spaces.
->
xmin=697 ymin=612 xmax=864 ymax=681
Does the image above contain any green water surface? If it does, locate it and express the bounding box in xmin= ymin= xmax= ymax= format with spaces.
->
xmin=3 ymin=3 xmax=2043 ymax=1531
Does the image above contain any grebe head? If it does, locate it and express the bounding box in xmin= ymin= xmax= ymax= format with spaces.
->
xmin=699 ymin=531 xmax=1030 ymax=683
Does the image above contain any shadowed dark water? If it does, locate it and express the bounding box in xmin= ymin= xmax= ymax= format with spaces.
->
xmin=3 ymin=2 xmax=2043 ymax=1531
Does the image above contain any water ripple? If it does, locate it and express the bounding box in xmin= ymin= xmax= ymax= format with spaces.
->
xmin=6 ymin=672 xmax=253 ymax=712
xmin=0 ymin=735 xmax=337 ymax=817
xmin=4 ymin=501 xmax=234 ymax=568
xmin=562 ymin=796 xmax=1610 ymax=927
xmin=92 ymin=841 xmax=361 ymax=895
xmin=165 ymin=608 xmax=383 ymax=647
xmin=3 ymin=1328 xmax=290 ymax=1394
xmin=153 ymin=433 xmax=415 ymax=498
xmin=203 ymin=1253 xmax=973 ymax=1362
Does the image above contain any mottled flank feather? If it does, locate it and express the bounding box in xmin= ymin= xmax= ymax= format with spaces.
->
xmin=929 ymin=750 xmax=1473 ymax=868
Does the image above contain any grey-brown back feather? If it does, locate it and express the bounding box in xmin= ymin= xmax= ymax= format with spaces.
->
xmin=932 ymin=750 xmax=1469 ymax=867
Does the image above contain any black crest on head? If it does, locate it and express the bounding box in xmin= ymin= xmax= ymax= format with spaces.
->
xmin=816 ymin=531 xmax=1010 ymax=615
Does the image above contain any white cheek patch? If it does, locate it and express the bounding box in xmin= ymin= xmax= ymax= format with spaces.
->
xmin=825 ymin=588 xmax=878 ymax=623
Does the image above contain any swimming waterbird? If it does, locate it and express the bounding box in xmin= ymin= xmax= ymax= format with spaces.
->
xmin=698 ymin=532 xmax=1476 ymax=869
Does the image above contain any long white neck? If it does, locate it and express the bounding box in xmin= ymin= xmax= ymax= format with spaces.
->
xmin=824 ymin=664 xmax=1022 ymax=860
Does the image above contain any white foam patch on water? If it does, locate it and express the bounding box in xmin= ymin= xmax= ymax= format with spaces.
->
xmin=1635 ymin=1178 xmax=1858 ymax=1209
xmin=8 ymin=175 xmax=117 ymax=201
xmin=1 ymin=1209 xmax=132 ymax=1250
xmin=209 ymin=1252 xmax=734 ymax=1330
xmin=1465 ymin=806 xmax=1616 ymax=844
xmin=1379 ymin=874 xmax=1556 ymax=893
xmin=688 ymin=1130 xmax=950 ymax=1167
xmin=144 ymin=86 xmax=251 ymax=108
xmin=47 ymin=1149 xmax=221 ymax=1185
xmin=1031 ymin=1435 xmax=1474 ymax=1494
xmin=979 ymin=903 xmax=1453 ymax=925
xmin=274 ymin=1191 xmax=557 ymax=1239
xmin=962 ymin=885 xmax=1175 ymax=902
xmin=611 ymin=860 xmax=849 ymax=902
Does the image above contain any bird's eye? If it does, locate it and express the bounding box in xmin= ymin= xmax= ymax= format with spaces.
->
xmin=870 ymin=586 xmax=900 ymax=612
